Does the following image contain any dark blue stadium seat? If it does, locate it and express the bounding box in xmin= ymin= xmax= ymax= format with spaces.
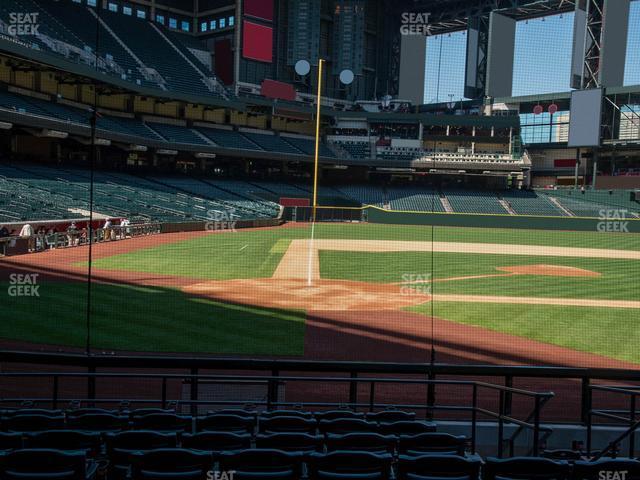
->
xmin=307 ymin=451 xmax=393 ymax=480
xmin=0 ymin=448 xmax=96 ymax=479
xmin=66 ymin=412 xmax=129 ymax=432
xmin=260 ymin=409 xmax=314 ymax=419
xmin=259 ymin=415 xmax=317 ymax=434
xmin=25 ymin=430 xmax=102 ymax=456
xmin=256 ymin=432 xmax=323 ymax=453
xmin=106 ymin=430 xmax=178 ymax=480
xmin=131 ymin=413 xmax=192 ymax=433
xmin=195 ymin=414 xmax=255 ymax=434
xmin=2 ymin=413 xmax=65 ymax=432
xmin=366 ymin=410 xmax=416 ymax=423
xmin=325 ymin=432 xmax=397 ymax=454
xmin=484 ymin=457 xmax=571 ymax=480
xmin=398 ymin=433 xmax=467 ymax=456
xmin=218 ymin=449 xmax=304 ymax=480
xmin=378 ymin=420 xmax=437 ymax=436
xmin=318 ymin=418 xmax=378 ymax=435
xmin=0 ymin=432 xmax=23 ymax=452
xmin=397 ymin=454 xmax=482 ymax=480
xmin=182 ymin=431 xmax=251 ymax=453
xmin=130 ymin=448 xmax=212 ymax=480
xmin=315 ymin=410 xmax=365 ymax=421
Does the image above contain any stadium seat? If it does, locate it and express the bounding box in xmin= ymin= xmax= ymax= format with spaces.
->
xmin=315 ymin=410 xmax=366 ymax=421
xmin=218 ymin=449 xmax=304 ymax=480
xmin=0 ymin=432 xmax=23 ymax=452
xmin=105 ymin=431 xmax=178 ymax=480
xmin=260 ymin=409 xmax=315 ymax=419
xmin=182 ymin=431 xmax=251 ymax=453
xmin=25 ymin=430 xmax=102 ymax=456
xmin=542 ymin=450 xmax=584 ymax=461
xmin=307 ymin=451 xmax=393 ymax=480
xmin=325 ymin=432 xmax=397 ymax=454
xmin=378 ymin=420 xmax=437 ymax=436
xmin=206 ymin=408 xmax=258 ymax=420
xmin=256 ymin=432 xmax=323 ymax=453
xmin=66 ymin=412 xmax=129 ymax=432
xmin=484 ymin=457 xmax=571 ymax=480
xmin=259 ymin=415 xmax=317 ymax=434
xmin=2 ymin=413 xmax=65 ymax=432
xmin=195 ymin=414 xmax=255 ymax=434
xmin=130 ymin=448 xmax=212 ymax=480
xmin=398 ymin=433 xmax=467 ymax=456
xmin=396 ymin=454 xmax=482 ymax=480
xmin=572 ymin=458 xmax=640 ymax=480
xmin=318 ymin=418 xmax=378 ymax=435
xmin=0 ymin=448 xmax=97 ymax=479
xmin=366 ymin=410 xmax=416 ymax=423
xmin=131 ymin=413 xmax=192 ymax=433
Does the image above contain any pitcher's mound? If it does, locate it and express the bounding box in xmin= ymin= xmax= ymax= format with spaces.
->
xmin=182 ymin=278 xmax=431 ymax=311
xmin=497 ymin=264 xmax=601 ymax=277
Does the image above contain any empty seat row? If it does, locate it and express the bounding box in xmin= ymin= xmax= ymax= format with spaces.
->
xmin=3 ymin=449 xmax=640 ymax=480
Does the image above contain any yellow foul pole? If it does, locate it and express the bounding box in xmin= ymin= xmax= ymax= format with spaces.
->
xmin=312 ymin=59 xmax=324 ymax=223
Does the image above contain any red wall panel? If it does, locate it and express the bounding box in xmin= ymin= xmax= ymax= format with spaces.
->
xmin=244 ymin=0 xmax=274 ymax=21
xmin=242 ymin=21 xmax=273 ymax=63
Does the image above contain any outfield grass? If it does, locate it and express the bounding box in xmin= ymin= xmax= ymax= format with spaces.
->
xmin=319 ymin=251 xmax=640 ymax=300
xmin=88 ymin=224 xmax=640 ymax=280
xmin=410 ymin=302 xmax=640 ymax=364
xmin=1 ymin=282 xmax=305 ymax=355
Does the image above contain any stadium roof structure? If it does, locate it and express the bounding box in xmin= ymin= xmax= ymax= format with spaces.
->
xmin=391 ymin=0 xmax=576 ymax=34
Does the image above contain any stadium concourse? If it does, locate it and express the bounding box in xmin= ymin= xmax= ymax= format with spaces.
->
xmin=1 ymin=0 xmax=640 ymax=476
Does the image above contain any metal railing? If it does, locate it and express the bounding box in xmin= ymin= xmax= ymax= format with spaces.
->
xmin=0 ymin=369 xmax=553 ymax=457
xmin=588 ymin=384 xmax=640 ymax=459
xmin=0 ymin=223 xmax=161 ymax=256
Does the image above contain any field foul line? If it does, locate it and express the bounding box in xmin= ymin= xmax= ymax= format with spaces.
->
xmin=431 ymin=295 xmax=640 ymax=309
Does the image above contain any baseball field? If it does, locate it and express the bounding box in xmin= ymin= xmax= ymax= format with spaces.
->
xmin=2 ymin=222 xmax=640 ymax=367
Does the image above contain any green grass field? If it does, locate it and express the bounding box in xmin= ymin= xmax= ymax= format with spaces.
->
xmin=4 ymin=223 xmax=640 ymax=361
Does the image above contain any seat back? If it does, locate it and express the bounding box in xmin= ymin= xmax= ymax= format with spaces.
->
xmin=315 ymin=410 xmax=365 ymax=421
xmin=259 ymin=416 xmax=317 ymax=434
xmin=66 ymin=412 xmax=129 ymax=432
xmin=182 ymin=432 xmax=251 ymax=452
xmin=132 ymin=413 xmax=192 ymax=432
xmin=319 ymin=418 xmax=378 ymax=435
xmin=367 ymin=410 xmax=416 ymax=423
xmin=398 ymin=433 xmax=466 ymax=456
xmin=195 ymin=414 xmax=255 ymax=434
xmin=25 ymin=430 xmax=102 ymax=456
xmin=484 ymin=457 xmax=570 ymax=480
xmin=325 ymin=433 xmax=397 ymax=454
xmin=3 ymin=414 xmax=65 ymax=432
xmin=0 ymin=448 xmax=87 ymax=480
xmin=256 ymin=432 xmax=323 ymax=453
xmin=260 ymin=410 xmax=313 ymax=419
xmin=218 ymin=449 xmax=304 ymax=480
xmin=0 ymin=432 xmax=23 ymax=451
xmin=378 ymin=420 xmax=437 ymax=436
xmin=130 ymin=448 xmax=212 ymax=480
xmin=397 ymin=454 xmax=481 ymax=480
xmin=307 ymin=451 xmax=393 ymax=480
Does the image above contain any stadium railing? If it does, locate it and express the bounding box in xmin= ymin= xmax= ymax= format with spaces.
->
xmin=4 ymin=351 xmax=640 ymax=456
xmin=588 ymin=384 xmax=640 ymax=458
xmin=0 ymin=223 xmax=161 ymax=256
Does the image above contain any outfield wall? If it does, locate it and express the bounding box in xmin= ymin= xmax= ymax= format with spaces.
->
xmin=366 ymin=207 xmax=640 ymax=232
